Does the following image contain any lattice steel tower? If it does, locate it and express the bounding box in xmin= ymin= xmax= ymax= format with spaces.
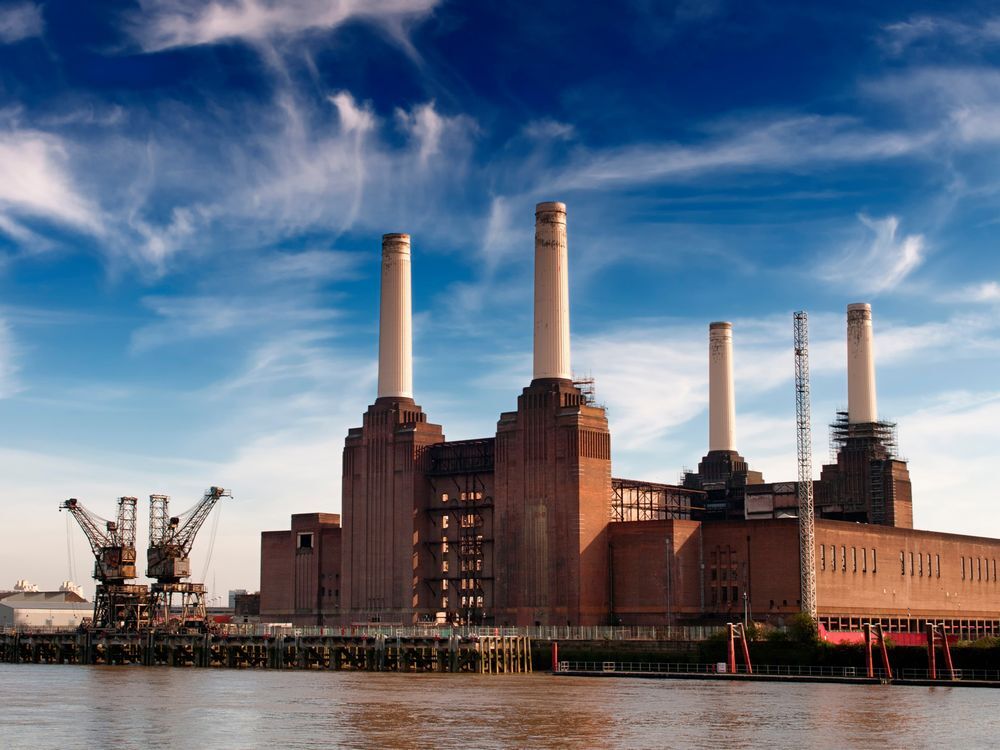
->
xmin=794 ymin=311 xmax=817 ymax=619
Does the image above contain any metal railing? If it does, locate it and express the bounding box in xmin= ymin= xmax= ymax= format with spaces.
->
xmin=247 ymin=624 xmax=731 ymax=641
xmin=555 ymin=661 xmax=891 ymax=679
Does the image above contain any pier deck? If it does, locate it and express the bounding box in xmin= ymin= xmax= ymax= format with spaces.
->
xmin=0 ymin=631 xmax=532 ymax=673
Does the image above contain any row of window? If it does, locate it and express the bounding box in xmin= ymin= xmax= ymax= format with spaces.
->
xmin=709 ymin=585 xmax=740 ymax=605
xmin=440 ymin=512 xmax=484 ymax=529
xmin=439 ymin=593 xmax=486 ymax=609
xmin=440 ymin=491 xmax=485 ymax=503
xmin=900 ymin=551 xmax=940 ymax=578
xmin=961 ymin=556 xmax=997 ymax=582
xmin=820 ymin=545 xmax=877 ymax=574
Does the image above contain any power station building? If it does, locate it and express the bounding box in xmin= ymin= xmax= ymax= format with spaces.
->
xmin=260 ymin=202 xmax=1000 ymax=635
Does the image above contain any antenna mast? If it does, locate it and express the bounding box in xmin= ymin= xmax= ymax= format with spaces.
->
xmin=794 ymin=311 xmax=817 ymax=619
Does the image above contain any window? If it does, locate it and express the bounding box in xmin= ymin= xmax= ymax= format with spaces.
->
xmin=441 ymin=597 xmax=448 ymax=609
xmin=442 ymin=515 xmax=449 ymax=529
xmin=441 ymin=493 xmax=449 ymax=503
xmin=936 ymin=554 xmax=941 ymax=579
xmin=442 ymin=560 xmax=449 ymax=573
xmin=979 ymin=557 xmax=983 ymax=581
xmin=441 ymin=537 xmax=449 ymax=553
xmin=442 ymin=579 xmax=448 ymax=590
xmin=852 ymin=547 xmax=857 ymax=573
xmin=841 ymin=546 xmax=847 ymax=572
xmin=832 ymin=546 xmax=837 ymax=570
xmin=900 ymin=551 xmax=906 ymax=576
xmin=994 ymin=559 xmax=997 ymax=582
xmin=927 ymin=553 xmax=932 ymax=579
xmin=732 ymin=586 xmax=739 ymax=602
xmin=863 ymin=548 xmax=868 ymax=573
xmin=821 ymin=545 xmax=826 ymax=571
xmin=872 ymin=549 xmax=877 ymax=573
xmin=711 ymin=568 xmax=718 ymax=581
xmin=962 ymin=557 xmax=966 ymax=580
xmin=296 ymin=532 xmax=314 ymax=550
xmin=909 ymin=552 xmax=914 ymax=576
xmin=918 ymin=553 xmax=923 ymax=577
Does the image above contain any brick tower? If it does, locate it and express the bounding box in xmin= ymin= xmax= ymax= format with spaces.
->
xmin=493 ymin=202 xmax=612 ymax=626
xmin=341 ymin=233 xmax=444 ymax=623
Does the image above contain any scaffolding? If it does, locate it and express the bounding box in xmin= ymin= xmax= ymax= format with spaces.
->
xmin=572 ymin=376 xmax=601 ymax=408
xmin=829 ymin=410 xmax=899 ymax=462
xmin=611 ymin=478 xmax=702 ymax=522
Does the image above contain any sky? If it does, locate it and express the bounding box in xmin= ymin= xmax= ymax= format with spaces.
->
xmin=1 ymin=0 xmax=999 ymax=601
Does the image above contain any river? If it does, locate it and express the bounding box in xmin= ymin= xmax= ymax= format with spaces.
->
xmin=0 ymin=665 xmax=997 ymax=748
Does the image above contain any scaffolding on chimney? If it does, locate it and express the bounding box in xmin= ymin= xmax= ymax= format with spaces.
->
xmin=828 ymin=410 xmax=899 ymax=462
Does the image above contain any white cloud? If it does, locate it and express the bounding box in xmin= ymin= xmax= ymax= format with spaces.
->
xmin=132 ymin=0 xmax=440 ymax=52
xmin=900 ymin=391 xmax=1000 ymax=536
xmin=969 ymin=281 xmax=1000 ymax=302
xmin=820 ymin=214 xmax=925 ymax=294
xmin=0 ymin=2 xmax=43 ymax=44
xmin=881 ymin=15 xmax=1000 ymax=56
xmin=0 ymin=317 xmax=19 ymax=398
xmin=396 ymin=101 xmax=445 ymax=166
xmin=522 ymin=119 xmax=576 ymax=141
xmin=548 ymin=116 xmax=930 ymax=192
xmin=329 ymin=92 xmax=376 ymax=134
xmin=130 ymin=248 xmax=357 ymax=351
xmin=0 ymin=129 xmax=101 ymax=233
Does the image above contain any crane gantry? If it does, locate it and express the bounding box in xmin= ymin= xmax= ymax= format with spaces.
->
xmin=147 ymin=486 xmax=232 ymax=629
xmin=60 ymin=496 xmax=150 ymax=630
xmin=60 ymin=486 xmax=231 ymax=632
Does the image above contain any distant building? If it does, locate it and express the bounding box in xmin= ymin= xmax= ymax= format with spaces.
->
xmin=228 ymin=589 xmax=248 ymax=609
xmin=0 ymin=591 xmax=92 ymax=629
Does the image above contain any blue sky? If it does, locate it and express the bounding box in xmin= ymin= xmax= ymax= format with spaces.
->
xmin=1 ymin=0 xmax=999 ymax=600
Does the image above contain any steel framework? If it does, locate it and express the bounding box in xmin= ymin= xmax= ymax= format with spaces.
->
xmin=611 ymin=478 xmax=702 ymax=521
xmin=425 ymin=441 xmax=494 ymax=624
xmin=147 ymin=486 xmax=231 ymax=630
xmin=60 ymin=496 xmax=149 ymax=630
xmin=794 ymin=311 xmax=817 ymax=620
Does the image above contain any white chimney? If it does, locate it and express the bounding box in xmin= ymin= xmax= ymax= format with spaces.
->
xmin=377 ymin=233 xmax=413 ymax=400
xmin=708 ymin=322 xmax=736 ymax=452
xmin=533 ymin=201 xmax=571 ymax=381
xmin=847 ymin=302 xmax=877 ymax=424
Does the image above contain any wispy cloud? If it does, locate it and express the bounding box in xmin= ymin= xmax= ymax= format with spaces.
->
xmin=0 ymin=128 xmax=101 ymax=235
xmin=131 ymin=0 xmax=440 ymax=52
xmin=881 ymin=15 xmax=1000 ymax=56
xmin=899 ymin=390 xmax=1000 ymax=535
xmin=0 ymin=2 xmax=43 ymax=44
xmin=130 ymin=247 xmax=359 ymax=351
xmin=547 ymin=116 xmax=930 ymax=192
xmin=0 ymin=316 xmax=19 ymax=398
xmin=941 ymin=281 xmax=1000 ymax=305
xmin=820 ymin=214 xmax=925 ymax=294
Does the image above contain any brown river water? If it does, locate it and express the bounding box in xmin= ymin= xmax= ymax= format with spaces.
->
xmin=1 ymin=665 xmax=998 ymax=748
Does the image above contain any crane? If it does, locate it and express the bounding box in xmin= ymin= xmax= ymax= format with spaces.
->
xmin=60 ymin=496 xmax=149 ymax=630
xmin=794 ymin=311 xmax=818 ymax=620
xmin=146 ymin=486 xmax=232 ymax=630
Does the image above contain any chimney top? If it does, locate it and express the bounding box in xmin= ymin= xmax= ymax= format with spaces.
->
xmin=709 ymin=321 xmax=733 ymax=330
xmin=535 ymin=201 xmax=567 ymax=215
xmin=847 ymin=302 xmax=871 ymax=312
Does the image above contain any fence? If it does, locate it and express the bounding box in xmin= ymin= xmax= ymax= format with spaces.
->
xmin=555 ymin=661 xmax=892 ymax=679
xmin=244 ymin=624 xmax=730 ymax=641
